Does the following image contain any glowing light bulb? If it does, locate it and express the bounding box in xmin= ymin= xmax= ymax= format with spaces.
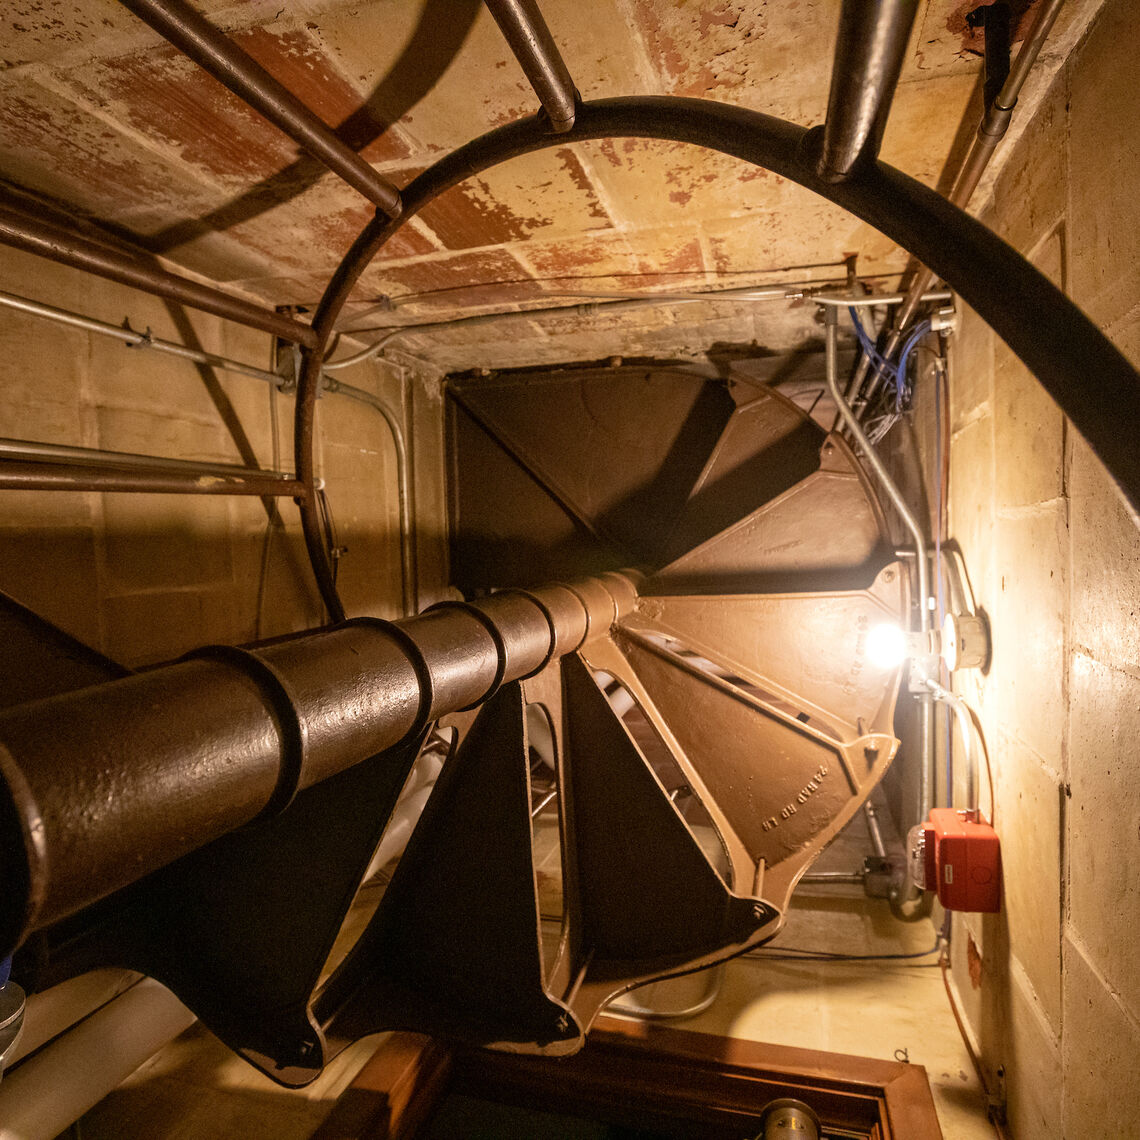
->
xmin=867 ymin=622 xmax=908 ymax=669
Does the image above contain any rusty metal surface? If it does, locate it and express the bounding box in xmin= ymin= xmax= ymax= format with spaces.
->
xmin=0 ymin=575 xmax=629 ymax=952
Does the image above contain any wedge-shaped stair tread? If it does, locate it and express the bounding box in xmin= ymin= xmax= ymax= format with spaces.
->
xmin=449 ymin=368 xmax=734 ymax=567
xmin=652 ymin=434 xmax=888 ymax=593
xmin=660 ymin=389 xmax=825 ymax=563
xmin=449 ymin=399 xmax=618 ymax=590
xmin=599 ymin=629 xmax=896 ymax=906
xmin=557 ymin=653 xmax=777 ymax=1014
xmin=630 ymin=561 xmax=907 ymax=740
xmin=331 ymin=683 xmax=578 ymax=1054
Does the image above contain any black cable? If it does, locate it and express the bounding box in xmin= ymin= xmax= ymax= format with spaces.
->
xmin=745 ymin=939 xmax=941 ymax=963
xmin=315 ymin=486 xmax=343 ymax=587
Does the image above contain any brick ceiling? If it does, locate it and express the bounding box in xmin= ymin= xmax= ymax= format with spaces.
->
xmin=0 ymin=0 xmax=1061 ymax=369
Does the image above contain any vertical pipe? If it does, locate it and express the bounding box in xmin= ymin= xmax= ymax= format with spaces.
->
xmin=824 ymin=306 xmax=934 ymax=837
xmin=824 ymin=308 xmax=930 ymax=630
xmin=851 ymin=0 xmax=1066 ymax=414
xmin=817 ymin=0 xmax=917 ymax=182
xmin=863 ymin=801 xmax=887 ymax=859
xmin=483 ymin=0 xmax=578 ymax=132
xmin=327 ymin=380 xmax=419 ymax=617
xmin=117 ymin=0 xmax=402 ymax=216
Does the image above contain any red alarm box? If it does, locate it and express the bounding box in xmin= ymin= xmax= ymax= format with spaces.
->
xmin=907 ymin=809 xmax=1002 ymax=912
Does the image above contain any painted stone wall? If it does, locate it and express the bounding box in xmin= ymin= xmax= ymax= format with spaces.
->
xmin=0 ymin=243 xmax=421 ymax=667
xmin=919 ymin=1 xmax=1140 ymax=1135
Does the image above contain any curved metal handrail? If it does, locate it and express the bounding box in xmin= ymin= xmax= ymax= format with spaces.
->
xmin=292 ymin=95 xmax=1140 ymax=619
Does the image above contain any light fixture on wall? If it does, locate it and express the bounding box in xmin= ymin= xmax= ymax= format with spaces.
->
xmin=866 ymin=622 xmax=910 ymax=669
xmin=865 ymin=613 xmax=989 ymax=673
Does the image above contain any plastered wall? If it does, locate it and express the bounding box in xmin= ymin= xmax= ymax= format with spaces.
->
xmin=0 ymin=244 xmax=439 ymax=667
xmin=911 ymin=1 xmax=1140 ymax=1134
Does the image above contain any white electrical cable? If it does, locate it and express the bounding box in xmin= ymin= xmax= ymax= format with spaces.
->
xmin=0 ymin=979 xmax=195 ymax=1140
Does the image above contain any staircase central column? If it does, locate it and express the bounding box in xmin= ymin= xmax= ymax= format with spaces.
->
xmin=0 ymin=571 xmax=640 ymax=955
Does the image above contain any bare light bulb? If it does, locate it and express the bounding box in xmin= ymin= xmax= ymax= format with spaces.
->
xmin=866 ymin=622 xmax=908 ymax=669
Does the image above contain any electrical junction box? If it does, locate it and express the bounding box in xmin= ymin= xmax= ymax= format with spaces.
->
xmin=908 ymin=809 xmax=1001 ymax=912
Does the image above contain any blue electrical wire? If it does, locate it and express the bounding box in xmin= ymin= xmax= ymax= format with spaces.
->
xmin=895 ymin=318 xmax=933 ymax=412
xmin=847 ymin=307 xmax=933 ymax=415
xmin=848 ymin=306 xmax=897 ymax=393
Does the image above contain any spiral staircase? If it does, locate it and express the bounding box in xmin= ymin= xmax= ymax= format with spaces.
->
xmin=382 ymin=362 xmax=912 ymax=1051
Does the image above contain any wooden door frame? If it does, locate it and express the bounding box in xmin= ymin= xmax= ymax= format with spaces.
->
xmin=311 ymin=1016 xmax=943 ymax=1139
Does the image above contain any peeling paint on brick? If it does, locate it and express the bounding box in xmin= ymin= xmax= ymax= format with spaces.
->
xmin=0 ymin=73 xmax=220 ymax=227
xmin=0 ymin=0 xmax=1025 ymax=370
xmin=357 ymin=248 xmax=543 ymax=313
xmin=522 ymin=229 xmax=705 ymax=291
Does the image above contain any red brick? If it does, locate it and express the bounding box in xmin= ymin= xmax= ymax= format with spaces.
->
xmin=357 ymin=248 xmax=543 ymax=312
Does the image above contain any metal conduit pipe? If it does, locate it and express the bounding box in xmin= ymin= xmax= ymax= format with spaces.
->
xmin=824 ymin=306 xmax=935 ymax=844
xmin=484 ymin=0 xmax=578 ymax=132
xmin=0 ymin=288 xmax=418 ymax=615
xmin=799 ymin=872 xmax=866 ymax=886
xmin=813 ymin=290 xmax=952 ymax=309
xmin=924 ymin=674 xmax=977 ymax=813
xmin=116 ymin=0 xmax=402 ymax=217
xmin=326 ymin=380 xmax=418 ymax=616
xmin=849 ymin=0 xmax=1066 ymax=413
xmin=334 ymin=264 xmax=859 ymax=329
xmin=323 ymin=281 xmax=938 ymax=372
xmin=824 ymin=309 xmax=930 ymax=634
xmin=0 ymin=199 xmax=317 ymax=349
xmin=863 ymin=801 xmax=887 ymax=860
xmin=326 ymin=287 xmax=800 ymax=370
xmin=0 ymin=289 xmax=282 ymax=385
xmin=0 ymin=571 xmax=637 ymax=953
xmin=817 ymin=0 xmax=917 ymax=182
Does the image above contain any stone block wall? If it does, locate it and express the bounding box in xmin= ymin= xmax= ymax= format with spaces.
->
xmin=0 ymin=244 xmax=430 ymax=667
xmin=910 ymin=2 xmax=1140 ymax=1134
